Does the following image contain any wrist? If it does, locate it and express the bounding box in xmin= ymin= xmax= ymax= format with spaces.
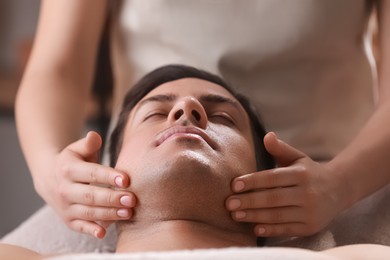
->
xmin=29 ymin=151 xmax=60 ymax=201
xmin=31 ymin=167 xmax=51 ymax=201
xmin=325 ymin=160 xmax=359 ymax=213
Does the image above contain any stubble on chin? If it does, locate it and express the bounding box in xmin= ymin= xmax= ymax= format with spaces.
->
xmin=127 ymin=150 xmax=236 ymax=223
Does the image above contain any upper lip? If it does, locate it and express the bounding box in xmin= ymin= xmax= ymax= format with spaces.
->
xmin=155 ymin=125 xmax=217 ymax=149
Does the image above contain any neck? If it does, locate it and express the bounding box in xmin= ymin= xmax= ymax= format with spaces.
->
xmin=116 ymin=220 xmax=256 ymax=253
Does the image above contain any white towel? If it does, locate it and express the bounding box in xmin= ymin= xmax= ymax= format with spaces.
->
xmin=46 ymin=247 xmax=338 ymax=260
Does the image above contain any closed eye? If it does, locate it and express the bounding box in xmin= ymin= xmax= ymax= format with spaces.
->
xmin=143 ymin=112 xmax=167 ymax=121
xmin=209 ymin=113 xmax=235 ymax=125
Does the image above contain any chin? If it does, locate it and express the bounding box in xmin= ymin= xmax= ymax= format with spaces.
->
xmin=127 ymin=148 xmax=234 ymax=222
xmin=135 ymin=148 xmax=222 ymax=192
xmin=169 ymin=149 xmax=213 ymax=170
xmin=148 ymin=140 xmax=218 ymax=182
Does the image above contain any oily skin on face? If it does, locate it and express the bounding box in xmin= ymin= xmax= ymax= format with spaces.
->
xmin=115 ymin=78 xmax=257 ymax=233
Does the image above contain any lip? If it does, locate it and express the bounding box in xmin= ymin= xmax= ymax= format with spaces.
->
xmin=155 ymin=125 xmax=217 ymax=150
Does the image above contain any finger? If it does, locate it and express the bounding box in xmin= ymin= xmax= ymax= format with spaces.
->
xmin=232 ymin=166 xmax=304 ymax=192
xmin=65 ymin=161 xmax=130 ymax=188
xmin=68 ymin=204 xmax=133 ymax=221
xmin=264 ymin=132 xmax=306 ymax=167
xmin=226 ymin=187 xmax=304 ymax=211
xmin=68 ymin=131 xmax=102 ymax=162
xmin=254 ymin=222 xmax=309 ymax=237
xmin=69 ymin=219 xmax=106 ymax=239
xmin=231 ymin=206 xmax=302 ymax=224
xmin=64 ymin=183 xmax=136 ymax=208
xmin=99 ymin=220 xmax=113 ymax=229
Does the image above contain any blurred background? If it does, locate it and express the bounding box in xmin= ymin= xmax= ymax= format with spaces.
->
xmin=0 ymin=0 xmax=42 ymax=238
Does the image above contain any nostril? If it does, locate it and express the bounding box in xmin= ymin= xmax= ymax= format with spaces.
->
xmin=174 ymin=109 xmax=184 ymax=120
xmin=192 ymin=110 xmax=201 ymax=121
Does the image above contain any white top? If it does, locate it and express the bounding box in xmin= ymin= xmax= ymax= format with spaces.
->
xmin=109 ymin=0 xmax=376 ymax=161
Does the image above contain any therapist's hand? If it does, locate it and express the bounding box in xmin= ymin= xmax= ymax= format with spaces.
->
xmin=226 ymin=132 xmax=345 ymax=237
xmin=43 ymin=131 xmax=136 ymax=238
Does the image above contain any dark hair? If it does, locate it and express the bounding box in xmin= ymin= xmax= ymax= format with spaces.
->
xmin=109 ymin=64 xmax=274 ymax=170
xmin=109 ymin=65 xmax=274 ymax=246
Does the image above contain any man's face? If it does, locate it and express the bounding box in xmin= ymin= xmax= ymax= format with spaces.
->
xmin=115 ymin=78 xmax=257 ymax=224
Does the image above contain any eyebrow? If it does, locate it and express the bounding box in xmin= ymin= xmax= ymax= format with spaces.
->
xmin=137 ymin=94 xmax=176 ymax=108
xmin=136 ymin=93 xmax=241 ymax=112
xmin=199 ymin=94 xmax=241 ymax=110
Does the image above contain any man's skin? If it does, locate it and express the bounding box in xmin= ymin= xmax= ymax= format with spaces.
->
xmin=3 ymin=78 xmax=390 ymax=259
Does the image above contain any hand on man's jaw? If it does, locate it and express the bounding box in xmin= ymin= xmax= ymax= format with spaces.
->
xmin=112 ymin=77 xmax=259 ymax=252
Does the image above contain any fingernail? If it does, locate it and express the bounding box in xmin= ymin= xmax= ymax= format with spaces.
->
xmin=234 ymin=181 xmax=245 ymax=192
xmin=235 ymin=211 xmax=246 ymax=219
xmin=94 ymin=230 xmax=99 ymax=238
xmin=228 ymin=199 xmax=241 ymax=210
xmin=257 ymin=227 xmax=266 ymax=235
xmin=115 ymin=176 xmax=124 ymax=187
xmin=117 ymin=209 xmax=129 ymax=218
xmin=120 ymin=196 xmax=133 ymax=207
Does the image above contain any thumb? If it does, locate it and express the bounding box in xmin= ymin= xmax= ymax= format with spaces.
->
xmin=68 ymin=131 xmax=103 ymax=162
xmin=264 ymin=132 xmax=306 ymax=167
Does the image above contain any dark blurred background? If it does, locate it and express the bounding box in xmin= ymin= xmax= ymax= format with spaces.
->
xmin=0 ymin=0 xmax=42 ymax=238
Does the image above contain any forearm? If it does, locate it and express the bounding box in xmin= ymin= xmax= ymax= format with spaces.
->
xmin=328 ymin=102 xmax=390 ymax=209
xmin=15 ymin=69 xmax=90 ymax=186
xmin=328 ymin=0 xmax=390 ymax=210
xmin=14 ymin=0 xmax=108 ymax=194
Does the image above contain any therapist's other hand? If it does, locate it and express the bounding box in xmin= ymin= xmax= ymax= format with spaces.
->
xmin=45 ymin=131 xmax=136 ymax=238
xmin=226 ymin=132 xmax=345 ymax=237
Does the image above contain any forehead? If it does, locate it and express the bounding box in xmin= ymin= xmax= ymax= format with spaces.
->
xmin=141 ymin=78 xmax=238 ymax=101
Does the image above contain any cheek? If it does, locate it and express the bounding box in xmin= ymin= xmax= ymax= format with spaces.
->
xmin=115 ymin=134 xmax=150 ymax=171
xmin=214 ymin=127 xmax=257 ymax=174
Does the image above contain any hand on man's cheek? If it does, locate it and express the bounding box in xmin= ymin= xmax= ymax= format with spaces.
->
xmin=226 ymin=132 xmax=340 ymax=238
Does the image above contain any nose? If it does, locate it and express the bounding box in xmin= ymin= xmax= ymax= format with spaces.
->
xmin=168 ymin=97 xmax=208 ymax=129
